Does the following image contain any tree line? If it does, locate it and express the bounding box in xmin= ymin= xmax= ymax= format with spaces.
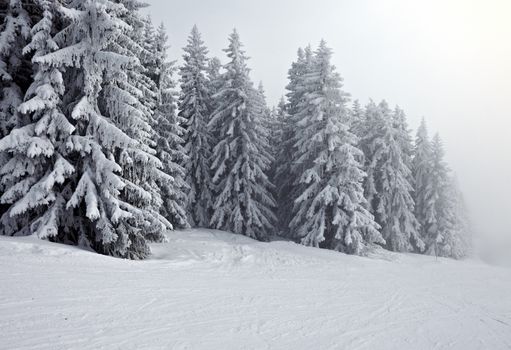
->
xmin=0 ymin=0 xmax=470 ymax=259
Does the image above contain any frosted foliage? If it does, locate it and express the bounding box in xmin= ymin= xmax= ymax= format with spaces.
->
xmin=150 ymin=24 xmax=189 ymax=229
xmin=360 ymin=101 xmax=423 ymax=252
xmin=274 ymin=47 xmax=314 ymax=237
xmin=179 ymin=26 xmax=214 ymax=228
xmin=0 ymin=0 xmax=31 ymax=137
xmin=288 ymin=41 xmax=382 ymax=254
xmin=103 ymin=0 xmax=171 ymax=243
xmin=428 ymin=135 xmax=470 ymax=258
xmin=0 ymin=0 xmax=76 ymax=240
xmin=17 ymin=0 xmax=168 ymax=258
xmin=412 ymin=119 xmax=437 ymax=246
xmin=209 ymin=30 xmax=276 ymax=240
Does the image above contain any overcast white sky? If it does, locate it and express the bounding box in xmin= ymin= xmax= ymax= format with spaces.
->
xmin=143 ymin=0 xmax=511 ymax=247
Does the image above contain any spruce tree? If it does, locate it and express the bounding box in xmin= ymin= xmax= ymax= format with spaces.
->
xmin=103 ymin=1 xmax=171 ymax=242
xmin=18 ymin=0 xmax=166 ymax=258
xmin=209 ymin=29 xmax=275 ymax=240
xmin=0 ymin=0 xmax=33 ymax=221
xmin=151 ymin=23 xmax=189 ymax=229
xmin=412 ymin=118 xmax=436 ymax=246
xmin=349 ymin=99 xmax=365 ymax=136
xmin=0 ymin=0 xmax=31 ymax=139
xmin=427 ymin=134 xmax=470 ymax=258
xmin=0 ymin=0 xmax=75 ymax=238
xmin=268 ymin=97 xmax=287 ymax=182
xmin=275 ymin=47 xmax=314 ymax=236
xmin=206 ymin=57 xmax=222 ymax=99
xmin=441 ymin=175 xmax=471 ymax=259
xmin=179 ymin=25 xmax=214 ymax=227
xmin=361 ymin=101 xmax=424 ymax=252
xmin=289 ymin=41 xmax=382 ymax=254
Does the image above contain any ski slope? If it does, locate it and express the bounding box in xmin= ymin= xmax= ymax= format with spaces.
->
xmin=1 ymin=229 xmax=510 ymax=350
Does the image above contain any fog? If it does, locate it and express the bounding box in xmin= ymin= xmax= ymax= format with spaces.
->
xmin=144 ymin=0 xmax=511 ymax=259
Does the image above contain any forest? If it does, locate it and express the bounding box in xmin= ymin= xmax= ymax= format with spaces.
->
xmin=0 ymin=0 xmax=471 ymax=260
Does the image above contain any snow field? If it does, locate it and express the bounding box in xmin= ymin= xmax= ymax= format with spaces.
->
xmin=1 ymin=229 xmax=510 ymax=350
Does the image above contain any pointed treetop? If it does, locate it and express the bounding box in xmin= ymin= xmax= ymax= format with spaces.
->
xmin=432 ymin=133 xmax=445 ymax=155
xmin=296 ymin=47 xmax=305 ymax=60
xmin=417 ymin=117 xmax=429 ymax=138
xmin=258 ymin=81 xmax=265 ymax=94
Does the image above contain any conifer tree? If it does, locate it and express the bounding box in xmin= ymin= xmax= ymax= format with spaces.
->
xmin=209 ymin=29 xmax=275 ymax=240
xmin=427 ymin=134 xmax=470 ymax=258
xmin=269 ymin=98 xmax=286 ymax=176
xmin=0 ymin=0 xmax=75 ymax=238
xmin=412 ymin=118 xmax=436 ymax=245
xmin=151 ymin=23 xmax=189 ymax=229
xmin=349 ymin=99 xmax=365 ymax=135
xmin=0 ymin=0 xmax=33 ymax=219
xmin=17 ymin=0 xmax=166 ymax=258
xmin=206 ymin=57 xmax=222 ymax=99
xmin=360 ymin=101 xmax=424 ymax=252
xmin=179 ymin=25 xmax=214 ymax=227
xmin=0 ymin=0 xmax=31 ymax=139
xmin=275 ymin=47 xmax=314 ymax=236
xmin=441 ymin=175 xmax=471 ymax=259
xmin=205 ymin=56 xmax=222 ymax=143
xmin=103 ymin=1 xmax=171 ymax=242
xmin=289 ymin=41 xmax=383 ymax=254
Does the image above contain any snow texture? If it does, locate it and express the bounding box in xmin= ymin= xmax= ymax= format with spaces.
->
xmin=0 ymin=230 xmax=510 ymax=350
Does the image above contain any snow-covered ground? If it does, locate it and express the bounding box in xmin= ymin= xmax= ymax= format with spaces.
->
xmin=1 ymin=229 xmax=510 ymax=350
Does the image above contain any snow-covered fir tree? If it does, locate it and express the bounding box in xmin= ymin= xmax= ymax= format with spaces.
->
xmin=0 ymin=0 xmax=75 ymax=238
xmin=0 ymin=0 xmax=33 ymax=221
xmin=274 ymin=47 xmax=314 ymax=236
xmin=0 ymin=0 xmax=31 ymax=139
xmin=102 ymin=0 xmax=173 ymax=243
xmin=289 ymin=41 xmax=383 ymax=254
xmin=150 ymin=23 xmax=189 ymax=229
xmin=179 ymin=25 xmax=214 ymax=227
xmin=256 ymin=82 xmax=273 ymax=132
xmin=428 ymin=134 xmax=470 ymax=258
xmin=360 ymin=100 xmax=424 ymax=252
xmin=349 ymin=99 xmax=365 ymax=135
xmin=412 ymin=118 xmax=436 ymax=245
xmin=208 ymin=29 xmax=276 ymax=240
xmin=5 ymin=0 xmax=170 ymax=258
xmin=206 ymin=56 xmax=222 ymax=100
xmin=268 ymin=97 xmax=287 ymax=186
xmin=442 ymin=175 xmax=471 ymax=259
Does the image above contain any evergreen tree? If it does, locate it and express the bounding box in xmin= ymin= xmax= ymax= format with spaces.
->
xmin=17 ymin=0 xmax=165 ymax=258
xmin=267 ymin=97 xmax=287 ymax=234
xmin=103 ymin=0 xmax=171 ymax=242
xmin=349 ymin=99 xmax=365 ymax=136
xmin=441 ymin=175 xmax=471 ymax=259
xmin=151 ymin=23 xmax=189 ymax=229
xmin=428 ymin=134 xmax=470 ymax=258
xmin=205 ymin=56 xmax=222 ymax=143
xmin=0 ymin=0 xmax=75 ymax=238
xmin=361 ymin=100 xmax=424 ymax=252
xmin=0 ymin=0 xmax=33 ymax=221
xmin=268 ymin=97 xmax=286 ymax=176
xmin=289 ymin=41 xmax=383 ymax=254
xmin=0 ymin=0 xmax=31 ymax=139
xmin=209 ymin=29 xmax=275 ymax=240
xmin=275 ymin=47 xmax=314 ymax=236
xmin=412 ymin=118 xmax=436 ymax=246
xmin=206 ymin=56 xmax=222 ymax=99
xmin=179 ymin=25 xmax=214 ymax=227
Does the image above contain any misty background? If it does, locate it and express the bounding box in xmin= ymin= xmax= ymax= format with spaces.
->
xmin=143 ymin=0 xmax=511 ymax=259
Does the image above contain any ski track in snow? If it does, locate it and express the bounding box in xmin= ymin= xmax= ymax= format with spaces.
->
xmin=1 ymin=229 xmax=510 ymax=350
